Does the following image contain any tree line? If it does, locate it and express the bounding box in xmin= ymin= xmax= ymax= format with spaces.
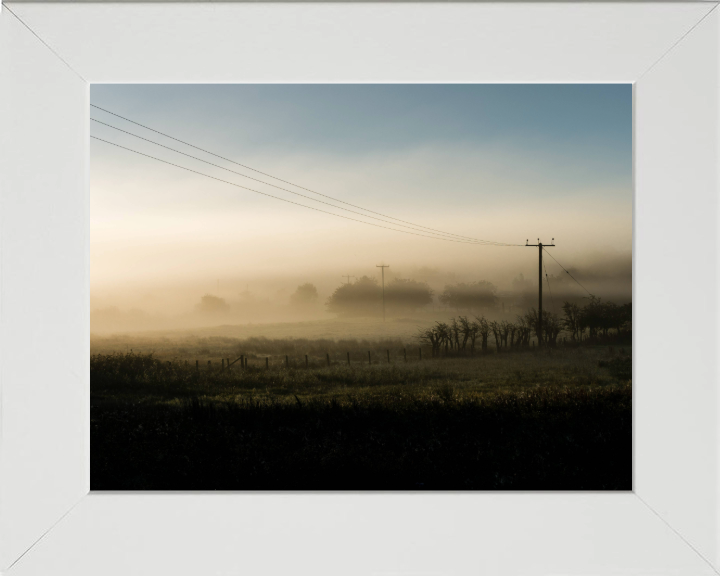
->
xmin=418 ymin=297 xmax=631 ymax=356
xmin=195 ymin=278 xmax=631 ymax=330
xmin=325 ymin=277 xmax=499 ymax=317
xmin=325 ymin=276 xmax=432 ymax=316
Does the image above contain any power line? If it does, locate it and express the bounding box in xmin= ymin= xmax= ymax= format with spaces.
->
xmin=526 ymin=240 xmax=554 ymax=345
xmin=91 ymin=117 xmax=503 ymax=244
xmin=92 ymin=135 xmax=515 ymax=246
xmin=90 ymin=104 xmax=519 ymax=247
xmin=543 ymin=247 xmax=594 ymax=298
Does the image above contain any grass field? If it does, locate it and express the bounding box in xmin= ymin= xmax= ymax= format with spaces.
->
xmin=91 ymin=329 xmax=632 ymax=490
xmin=91 ymin=317 xmax=432 ymax=353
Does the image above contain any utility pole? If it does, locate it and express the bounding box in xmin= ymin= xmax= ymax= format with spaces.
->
xmin=376 ymin=264 xmax=390 ymax=322
xmin=525 ymin=238 xmax=554 ymax=345
xmin=342 ymin=275 xmax=356 ymax=285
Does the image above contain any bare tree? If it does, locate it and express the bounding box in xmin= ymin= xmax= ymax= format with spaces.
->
xmin=467 ymin=320 xmax=480 ymax=354
xmin=544 ymin=311 xmax=562 ymax=347
xmin=499 ymin=320 xmax=510 ymax=349
xmin=489 ymin=320 xmax=502 ymax=352
xmin=561 ymin=301 xmax=582 ymax=342
xmin=457 ymin=316 xmax=472 ymax=351
xmin=417 ymin=327 xmax=441 ymax=357
xmin=474 ymin=316 xmax=490 ymax=353
xmin=450 ymin=317 xmax=461 ymax=351
xmin=524 ymin=309 xmax=541 ymax=344
xmin=516 ymin=315 xmax=531 ymax=348
xmin=435 ymin=322 xmax=451 ymax=356
xmin=507 ymin=322 xmax=518 ymax=348
xmin=580 ymin=296 xmax=603 ymax=340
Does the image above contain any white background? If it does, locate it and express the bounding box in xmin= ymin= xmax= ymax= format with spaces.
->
xmin=0 ymin=3 xmax=718 ymax=575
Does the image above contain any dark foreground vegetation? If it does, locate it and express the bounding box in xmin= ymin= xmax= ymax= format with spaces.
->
xmin=93 ymin=386 xmax=630 ymax=490
xmin=91 ymin=341 xmax=631 ymax=490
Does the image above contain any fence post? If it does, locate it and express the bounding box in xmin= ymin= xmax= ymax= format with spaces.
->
xmin=244 ymin=357 xmax=248 ymax=368
xmin=305 ymin=354 xmax=309 ymax=368
xmin=404 ymin=348 xmax=407 ymax=362
xmin=347 ymin=351 xmax=350 ymax=365
xmin=326 ymin=353 xmax=330 ymax=367
xmin=196 ymin=360 xmax=199 ymax=372
xmin=222 ymin=358 xmax=225 ymax=371
xmin=387 ymin=349 xmax=390 ymax=363
xmin=286 ymin=355 xmax=289 ymax=368
xmin=419 ymin=348 xmax=422 ymax=361
xmin=266 ymin=357 xmax=269 ymax=370
xmin=207 ymin=360 xmax=211 ymax=370
xmin=227 ymin=358 xmax=230 ymax=370
xmin=368 ymin=351 xmax=371 ymax=365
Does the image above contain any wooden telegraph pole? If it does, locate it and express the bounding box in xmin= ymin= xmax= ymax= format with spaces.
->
xmin=525 ymin=238 xmax=554 ymax=346
xmin=376 ymin=264 xmax=390 ymax=322
xmin=342 ymin=275 xmax=356 ymax=285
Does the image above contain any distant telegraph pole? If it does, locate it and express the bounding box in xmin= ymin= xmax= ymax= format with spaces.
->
xmin=342 ymin=275 xmax=356 ymax=285
xmin=525 ymin=238 xmax=554 ymax=345
xmin=376 ymin=264 xmax=390 ymax=322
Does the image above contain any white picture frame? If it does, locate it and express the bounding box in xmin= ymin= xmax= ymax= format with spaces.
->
xmin=1 ymin=2 xmax=718 ymax=574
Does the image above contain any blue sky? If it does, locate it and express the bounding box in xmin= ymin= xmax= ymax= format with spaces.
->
xmin=90 ymin=84 xmax=632 ymax=301
xmin=91 ymin=84 xmax=631 ymax=190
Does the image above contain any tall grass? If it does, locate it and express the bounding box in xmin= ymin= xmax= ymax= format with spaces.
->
xmin=92 ymin=345 xmax=629 ymax=404
xmin=92 ymin=384 xmax=631 ymax=490
xmin=91 ymin=341 xmax=632 ymax=490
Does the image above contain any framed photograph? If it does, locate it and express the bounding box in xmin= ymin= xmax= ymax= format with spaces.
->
xmin=1 ymin=2 xmax=718 ymax=574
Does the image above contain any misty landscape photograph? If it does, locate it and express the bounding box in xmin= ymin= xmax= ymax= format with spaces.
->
xmin=90 ymin=84 xmax=632 ymax=490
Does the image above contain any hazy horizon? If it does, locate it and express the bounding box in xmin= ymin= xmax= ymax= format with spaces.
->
xmin=91 ymin=84 xmax=632 ymax=332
